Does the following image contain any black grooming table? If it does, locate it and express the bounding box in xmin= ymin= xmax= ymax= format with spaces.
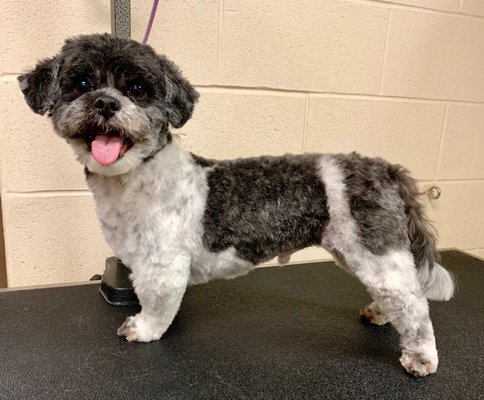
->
xmin=0 ymin=250 xmax=483 ymax=399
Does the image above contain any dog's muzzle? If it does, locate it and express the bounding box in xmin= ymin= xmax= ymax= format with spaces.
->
xmin=94 ymin=95 xmax=121 ymax=120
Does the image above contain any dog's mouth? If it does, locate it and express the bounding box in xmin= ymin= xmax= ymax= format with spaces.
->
xmin=83 ymin=128 xmax=134 ymax=166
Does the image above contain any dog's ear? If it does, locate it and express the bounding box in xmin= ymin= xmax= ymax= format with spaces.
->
xmin=159 ymin=56 xmax=199 ymax=128
xmin=18 ymin=56 xmax=60 ymax=115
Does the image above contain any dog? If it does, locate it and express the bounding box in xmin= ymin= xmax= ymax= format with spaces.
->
xmin=18 ymin=33 xmax=454 ymax=377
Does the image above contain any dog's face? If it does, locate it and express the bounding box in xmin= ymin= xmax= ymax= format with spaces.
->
xmin=18 ymin=34 xmax=199 ymax=176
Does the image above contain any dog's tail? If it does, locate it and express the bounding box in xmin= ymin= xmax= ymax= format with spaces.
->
xmin=394 ymin=166 xmax=455 ymax=301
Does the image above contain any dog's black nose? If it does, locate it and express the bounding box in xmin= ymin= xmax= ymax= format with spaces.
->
xmin=94 ymin=95 xmax=121 ymax=120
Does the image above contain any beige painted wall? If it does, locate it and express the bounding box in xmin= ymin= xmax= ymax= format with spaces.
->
xmin=1 ymin=0 xmax=484 ymax=287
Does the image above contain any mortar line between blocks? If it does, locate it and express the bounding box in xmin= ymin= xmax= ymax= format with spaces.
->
xmin=193 ymin=85 xmax=484 ymax=105
xmin=347 ymin=0 xmax=484 ymax=20
xmin=4 ymin=190 xmax=92 ymax=198
xmin=434 ymin=104 xmax=449 ymax=181
xmin=301 ymin=96 xmax=310 ymax=153
xmin=432 ymin=178 xmax=484 ymax=183
xmin=462 ymin=247 xmax=484 ymax=252
xmin=379 ymin=8 xmax=392 ymax=95
xmin=0 ymin=74 xmax=20 ymax=82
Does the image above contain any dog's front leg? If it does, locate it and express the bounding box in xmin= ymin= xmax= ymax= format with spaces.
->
xmin=117 ymin=255 xmax=191 ymax=342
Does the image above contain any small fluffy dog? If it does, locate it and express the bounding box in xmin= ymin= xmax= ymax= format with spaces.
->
xmin=19 ymin=34 xmax=454 ymax=376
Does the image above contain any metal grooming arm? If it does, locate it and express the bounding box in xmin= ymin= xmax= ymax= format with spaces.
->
xmin=111 ymin=0 xmax=131 ymax=38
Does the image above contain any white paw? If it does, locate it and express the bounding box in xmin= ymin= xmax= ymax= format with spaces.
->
xmin=117 ymin=314 xmax=167 ymax=342
xmin=400 ymin=352 xmax=438 ymax=377
xmin=359 ymin=302 xmax=390 ymax=326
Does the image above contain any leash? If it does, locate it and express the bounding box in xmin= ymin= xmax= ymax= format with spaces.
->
xmin=142 ymin=0 xmax=160 ymax=44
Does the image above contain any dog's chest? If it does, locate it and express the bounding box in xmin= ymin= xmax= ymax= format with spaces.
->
xmin=87 ymin=170 xmax=204 ymax=267
xmin=85 ymin=162 xmax=254 ymax=281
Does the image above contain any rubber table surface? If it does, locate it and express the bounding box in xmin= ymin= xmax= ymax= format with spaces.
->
xmin=0 ymin=250 xmax=482 ymax=399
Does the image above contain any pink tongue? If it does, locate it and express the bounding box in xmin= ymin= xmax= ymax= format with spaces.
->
xmin=91 ymin=135 xmax=123 ymax=166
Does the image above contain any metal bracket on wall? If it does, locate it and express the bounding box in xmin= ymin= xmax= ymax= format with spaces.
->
xmin=427 ymin=185 xmax=442 ymax=200
xmin=111 ymin=0 xmax=131 ymax=39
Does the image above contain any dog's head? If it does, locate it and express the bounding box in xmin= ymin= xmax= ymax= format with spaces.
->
xmin=18 ymin=33 xmax=199 ymax=176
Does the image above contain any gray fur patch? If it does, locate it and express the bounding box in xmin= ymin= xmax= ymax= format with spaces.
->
xmin=332 ymin=153 xmax=409 ymax=255
xmin=197 ymin=154 xmax=330 ymax=264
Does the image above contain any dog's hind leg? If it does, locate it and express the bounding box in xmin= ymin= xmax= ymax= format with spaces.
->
xmin=344 ymin=249 xmax=439 ymax=376
xmin=318 ymin=155 xmax=439 ymax=376
xmin=117 ymin=255 xmax=191 ymax=342
xmin=359 ymin=301 xmax=390 ymax=326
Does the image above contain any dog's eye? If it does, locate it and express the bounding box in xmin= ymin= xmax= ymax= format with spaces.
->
xmin=75 ymin=79 xmax=94 ymax=94
xmin=128 ymin=83 xmax=146 ymax=99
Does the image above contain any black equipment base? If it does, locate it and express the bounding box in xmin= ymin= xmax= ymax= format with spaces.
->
xmin=99 ymin=257 xmax=138 ymax=306
xmin=0 ymin=250 xmax=482 ymax=399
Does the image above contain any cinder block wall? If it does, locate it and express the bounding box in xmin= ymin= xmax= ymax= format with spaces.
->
xmin=1 ymin=0 xmax=483 ymax=287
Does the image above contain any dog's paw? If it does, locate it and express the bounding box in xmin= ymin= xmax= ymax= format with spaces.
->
xmin=117 ymin=314 xmax=166 ymax=342
xmin=400 ymin=352 xmax=438 ymax=377
xmin=359 ymin=302 xmax=390 ymax=326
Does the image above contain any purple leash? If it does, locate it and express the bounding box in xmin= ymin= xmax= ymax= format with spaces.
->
xmin=142 ymin=0 xmax=160 ymax=45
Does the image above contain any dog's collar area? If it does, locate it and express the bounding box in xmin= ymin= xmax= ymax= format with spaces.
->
xmin=141 ymin=131 xmax=172 ymax=165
